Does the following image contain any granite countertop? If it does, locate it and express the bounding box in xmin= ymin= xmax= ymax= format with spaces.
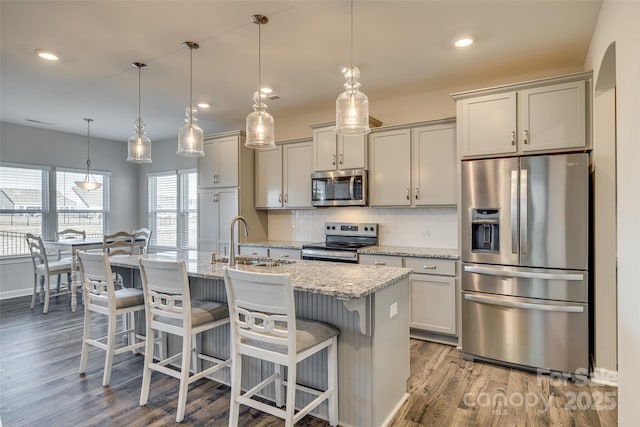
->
xmin=110 ymin=251 xmax=412 ymax=300
xmin=238 ymin=240 xmax=312 ymax=250
xmin=358 ymin=245 xmax=460 ymax=260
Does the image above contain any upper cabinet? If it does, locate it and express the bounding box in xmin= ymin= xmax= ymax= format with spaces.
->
xmin=453 ymin=73 xmax=591 ymax=158
xmin=198 ymin=134 xmax=241 ymax=188
xmin=255 ymin=139 xmax=313 ymax=209
xmin=311 ymin=119 xmax=381 ymax=172
xmin=369 ymin=119 xmax=457 ymax=207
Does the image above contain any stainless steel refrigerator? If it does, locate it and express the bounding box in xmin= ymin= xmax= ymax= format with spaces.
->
xmin=461 ymin=152 xmax=590 ymax=374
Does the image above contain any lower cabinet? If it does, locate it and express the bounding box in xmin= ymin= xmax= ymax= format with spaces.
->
xmin=360 ymin=254 xmax=458 ymax=338
xmin=238 ymin=246 xmax=302 ymax=260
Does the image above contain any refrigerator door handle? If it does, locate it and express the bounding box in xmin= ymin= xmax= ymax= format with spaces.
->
xmin=520 ymin=168 xmax=528 ymax=254
xmin=510 ymin=169 xmax=518 ymax=254
xmin=464 ymin=293 xmax=584 ymax=313
xmin=464 ymin=265 xmax=585 ymax=281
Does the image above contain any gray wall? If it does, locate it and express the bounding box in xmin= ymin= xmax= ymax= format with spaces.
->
xmin=0 ymin=121 xmax=139 ymax=297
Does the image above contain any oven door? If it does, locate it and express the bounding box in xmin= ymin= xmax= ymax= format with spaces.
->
xmin=311 ymin=169 xmax=366 ymax=207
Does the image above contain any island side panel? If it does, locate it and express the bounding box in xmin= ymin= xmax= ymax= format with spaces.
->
xmin=373 ymin=276 xmax=410 ymax=425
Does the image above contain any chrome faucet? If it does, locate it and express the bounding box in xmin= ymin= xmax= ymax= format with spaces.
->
xmin=229 ymin=216 xmax=249 ymax=266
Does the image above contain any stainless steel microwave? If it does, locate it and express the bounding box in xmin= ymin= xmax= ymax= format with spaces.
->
xmin=311 ymin=169 xmax=367 ymax=207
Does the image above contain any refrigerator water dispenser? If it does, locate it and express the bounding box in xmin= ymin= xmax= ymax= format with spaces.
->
xmin=471 ymin=209 xmax=500 ymax=252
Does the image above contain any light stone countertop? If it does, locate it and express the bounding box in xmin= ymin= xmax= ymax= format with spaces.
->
xmin=358 ymin=245 xmax=460 ymax=260
xmin=110 ymin=251 xmax=412 ymax=300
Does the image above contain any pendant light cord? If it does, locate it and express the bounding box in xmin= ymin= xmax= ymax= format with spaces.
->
xmin=189 ymin=46 xmax=194 ymax=126
xmin=138 ymin=65 xmax=142 ymax=125
xmin=350 ymin=0 xmax=354 ymax=69
xmin=258 ymin=21 xmax=262 ymax=106
xmin=85 ymin=118 xmax=92 ymax=177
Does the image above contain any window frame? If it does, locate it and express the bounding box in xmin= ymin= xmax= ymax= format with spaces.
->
xmin=147 ymin=169 xmax=197 ymax=251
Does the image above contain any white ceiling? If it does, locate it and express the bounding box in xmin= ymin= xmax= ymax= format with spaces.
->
xmin=0 ymin=0 xmax=601 ymax=142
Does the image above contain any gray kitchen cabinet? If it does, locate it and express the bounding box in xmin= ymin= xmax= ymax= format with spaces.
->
xmin=405 ymin=257 xmax=457 ymax=336
xmin=198 ymin=133 xmax=242 ymax=188
xmin=369 ymin=119 xmax=457 ymax=207
xmin=238 ymin=246 xmax=268 ymax=257
xmin=268 ymin=248 xmax=301 ymax=260
xmin=255 ymin=139 xmax=313 ymax=209
xmin=198 ymin=187 xmax=238 ymax=255
xmin=454 ymin=74 xmax=590 ymax=158
xmin=360 ymin=253 xmax=457 ymax=338
xmin=368 ymin=128 xmax=412 ymax=206
xmin=411 ymin=121 xmax=457 ymax=206
xmin=197 ymin=131 xmax=267 ymax=254
xmin=310 ymin=120 xmax=381 ymax=172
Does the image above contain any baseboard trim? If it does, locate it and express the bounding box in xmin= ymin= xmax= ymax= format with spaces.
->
xmin=0 ymin=288 xmax=32 ymax=300
xmin=381 ymin=393 xmax=409 ymax=427
xmin=591 ymin=367 xmax=618 ymax=386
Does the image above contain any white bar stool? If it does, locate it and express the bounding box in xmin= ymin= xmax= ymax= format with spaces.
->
xmin=139 ymin=258 xmax=231 ymax=423
xmin=223 ymin=267 xmax=339 ymax=426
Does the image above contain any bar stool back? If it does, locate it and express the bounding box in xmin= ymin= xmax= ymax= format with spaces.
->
xmin=223 ymin=267 xmax=339 ymax=426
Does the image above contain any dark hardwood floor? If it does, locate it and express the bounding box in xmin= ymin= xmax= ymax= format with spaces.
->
xmin=0 ymin=295 xmax=617 ymax=426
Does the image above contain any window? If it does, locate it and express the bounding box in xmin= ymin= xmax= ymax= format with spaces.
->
xmin=148 ymin=170 xmax=196 ymax=250
xmin=56 ymin=169 xmax=109 ymax=238
xmin=0 ymin=164 xmax=49 ymax=256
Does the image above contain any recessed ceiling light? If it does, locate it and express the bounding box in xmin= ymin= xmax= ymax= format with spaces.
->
xmin=453 ymin=37 xmax=475 ymax=48
xmin=197 ymin=102 xmax=211 ymax=109
xmin=34 ymin=49 xmax=59 ymax=61
xmin=260 ymin=87 xmax=273 ymax=94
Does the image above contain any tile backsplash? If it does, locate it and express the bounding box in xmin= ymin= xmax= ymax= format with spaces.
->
xmin=268 ymin=207 xmax=458 ymax=249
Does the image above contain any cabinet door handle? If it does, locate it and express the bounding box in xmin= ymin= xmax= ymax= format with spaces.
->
xmin=423 ymin=265 xmax=437 ymax=270
xmin=280 ymin=254 xmax=290 ymax=258
xmin=213 ymin=174 xmax=219 ymax=184
xmin=415 ymin=187 xmax=419 ymax=200
xmin=339 ymin=153 xmax=344 ymax=165
xmin=406 ymin=188 xmax=410 ymax=200
xmin=523 ymin=129 xmax=529 ymax=145
xmin=511 ymin=131 xmax=516 ymax=146
xmin=278 ymin=193 xmax=282 ymax=203
xmin=374 ymin=261 xmax=386 ymax=266
xmin=213 ymin=194 xmax=219 ymax=203
xmin=332 ymin=154 xmax=336 ymax=166
xmin=284 ymin=193 xmax=288 ymax=204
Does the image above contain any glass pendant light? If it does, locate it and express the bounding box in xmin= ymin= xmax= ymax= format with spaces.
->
xmin=127 ymin=62 xmax=152 ymax=163
xmin=177 ymin=41 xmax=204 ymax=157
xmin=245 ymin=14 xmax=275 ymax=149
xmin=335 ymin=0 xmax=370 ymax=135
xmin=75 ymin=118 xmax=102 ymax=191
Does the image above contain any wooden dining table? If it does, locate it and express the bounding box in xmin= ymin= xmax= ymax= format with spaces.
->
xmin=43 ymin=236 xmax=146 ymax=312
xmin=43 ymin=237 xmax=103 ymax=312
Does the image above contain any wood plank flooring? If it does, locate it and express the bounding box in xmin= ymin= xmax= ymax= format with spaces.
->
xmin=0 ymin=296 xmax=617 ymax=426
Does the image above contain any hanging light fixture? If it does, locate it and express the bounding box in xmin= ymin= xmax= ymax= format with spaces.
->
xmin=127 ymin=62 xmax=152 ymax=163
xmin=245 ymin=14 xmax=275 ymax=149
xmin=335 ymin=0 xmax=370 ymax=135
xmin=177 ymin=41 xmax=204 ymax=157
xmin=75 ymin=118 xmax=102 ymax=191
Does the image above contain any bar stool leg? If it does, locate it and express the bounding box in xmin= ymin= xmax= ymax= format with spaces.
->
xmin=176 ymin=334 xmax=192 ymax=423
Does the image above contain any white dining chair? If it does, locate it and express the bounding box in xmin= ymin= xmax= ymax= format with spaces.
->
xmin=26 ymin=233 xmax=73 ymax=314
xmin=132 ymin=228 xmax=152 ymax=255
xmin=77 ymin=251 xmax=146 ymax=386
xmin=139 ymin=258 xmax=231 ymax=423
xmin=223 ymin=267 xmax=339 ymax=426
xmin=54 ymin=228 xmax=85 ymax=289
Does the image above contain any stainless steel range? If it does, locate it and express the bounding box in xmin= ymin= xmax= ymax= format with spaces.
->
xmin=302 ymin=222 xmax=378 ymax=263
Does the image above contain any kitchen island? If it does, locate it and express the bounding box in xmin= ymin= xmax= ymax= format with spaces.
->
xmin=110 ymin=251 xmax=412 ymax=427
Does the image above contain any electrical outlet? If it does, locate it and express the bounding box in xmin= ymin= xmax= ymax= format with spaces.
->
xmin=389 ymin=302 xmax=398 ymax=318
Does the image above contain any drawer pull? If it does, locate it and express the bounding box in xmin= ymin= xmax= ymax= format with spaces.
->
xmin=374 ymin=261 xmax=386 ymax=266
xmin=423 ymin=265 xmax=437 ymax=270
xmin=250 ymin=252 xmax=258 ymax=255
xmin=280 ymin=254 xmax=290 ymax=258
